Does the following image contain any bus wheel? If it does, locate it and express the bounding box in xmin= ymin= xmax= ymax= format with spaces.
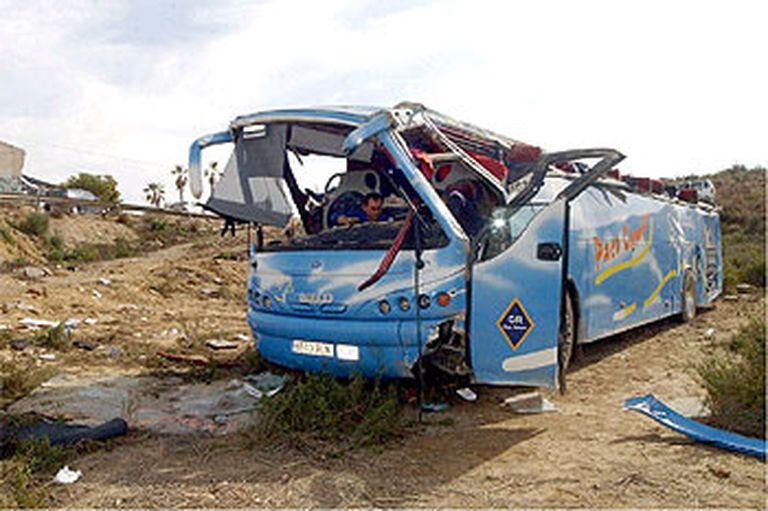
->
xmin=681 ymin=271 xmax=697 ymax=323
xmin=558 ymin=292 xmax=576 ymax=392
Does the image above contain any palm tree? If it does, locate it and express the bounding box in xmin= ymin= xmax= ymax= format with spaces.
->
xmin=171 ymin=165 xmax=188 ymax=202
xmin=204 ymin=161 xmax=221 ymax=195
xmin=143 ymin=182 xmax=165 ymax=208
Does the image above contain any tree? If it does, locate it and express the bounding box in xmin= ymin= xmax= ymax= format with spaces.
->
xmin=171 ymin=165 xmax=188 ymax=202
xmin=63 ymin=173 xmax=120 ymax=203
xmin=204 ymin=161 xmax=221 ymax=195
xmin=143 ymin=182 xmax=165 ymax=208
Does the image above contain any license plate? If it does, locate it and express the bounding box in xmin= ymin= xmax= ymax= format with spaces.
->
xmin=292 ymin=339 xmax=334 ymax=357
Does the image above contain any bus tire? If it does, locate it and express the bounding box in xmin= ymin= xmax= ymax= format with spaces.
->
xmin=681 ymin=270 xmax=697 ymax=323
xmin=557 ymin=292 xmax=576 ymax=391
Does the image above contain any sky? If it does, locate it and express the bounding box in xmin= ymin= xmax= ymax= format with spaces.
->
xmin=0 ymin=0 xmax=766 ymax=204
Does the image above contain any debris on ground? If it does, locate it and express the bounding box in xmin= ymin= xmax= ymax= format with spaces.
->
xmin=92 ymin=289 xmax=102 ymax=299
xmin=235 ymin=333 xmax=250 ymax=342
xmin=456 ymin=387 xmax=477 ymax=401
xmin=10 ymin=339 xmax=29 ymax=351
xmin=623 ymin=394 xmax=766 ymax=459
xmin=502 ymin=392 xmax=558 ymax=414
xmin=205 ymin=339 xmax=239 ymax=350
xmin=243 ymin=371 xmax=287 ymax=398
xmin=73 ymin=340 xmax=97 ymax=351
xmin=0 ymin=416 xmax=129 ymax=454
xmin=722 ymin=294 xmax=739 ymax=301
xmin=38 ymin=353 xmax=56 ymax=361
xmin=421 ymin=402 xmax=449 ymax=413
xmin=735 ymin=283 xmax=755 ymax=294
xmin=22 ymin=266 xmax=48 ymax=280
xmin=704 ymin=327 xmax=716 ymax=339
xmin=6 ymin=372 xmax=282 ymax=435
xmin=20 ymin=318 xmax=59 ymax=329
xmin=53 ymin=466 xmax=82 ymax=485
xmin=97 ymin=277 xmax=112 ymax=286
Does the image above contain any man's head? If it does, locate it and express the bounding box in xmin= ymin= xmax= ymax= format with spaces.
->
xmin=361 ymin=192 xmax=384 ymax=221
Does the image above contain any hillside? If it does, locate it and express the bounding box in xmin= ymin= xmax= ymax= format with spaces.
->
xmin=709 ymin=165 xmax=766 ymax=289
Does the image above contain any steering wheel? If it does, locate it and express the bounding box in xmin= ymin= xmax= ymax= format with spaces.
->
xmin=326 ymin=191 xmax=364 ymax=227
xmin=324 ymin=172 xmax=346 ymax=195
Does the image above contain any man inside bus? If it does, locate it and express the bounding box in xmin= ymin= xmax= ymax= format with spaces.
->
xmin=333 ymin=192 xmax=393 ymax=226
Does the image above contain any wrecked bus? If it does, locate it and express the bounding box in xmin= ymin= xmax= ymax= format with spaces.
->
xmin=188 ymin=102 xmax=722 ymax=389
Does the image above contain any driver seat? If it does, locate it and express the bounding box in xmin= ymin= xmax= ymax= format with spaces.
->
xmin=323 ymin=170 xmax=381 ymax=229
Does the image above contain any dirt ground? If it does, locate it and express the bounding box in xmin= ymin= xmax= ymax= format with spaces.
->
xmin=1 ymin=228 xmax=765 ymax=508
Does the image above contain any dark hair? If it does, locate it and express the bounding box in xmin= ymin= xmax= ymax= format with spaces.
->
xmin=363 ymin=192 xmax=383 ymax=204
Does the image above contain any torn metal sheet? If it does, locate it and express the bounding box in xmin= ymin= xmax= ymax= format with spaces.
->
xmin=624 ymin=394 xmax=766 ymax=459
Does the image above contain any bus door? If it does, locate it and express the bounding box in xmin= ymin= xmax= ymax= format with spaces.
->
xmin=469 ymin=149 xmax=624 ymax=388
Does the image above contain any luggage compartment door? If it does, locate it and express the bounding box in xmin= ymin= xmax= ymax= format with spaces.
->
xmin=469 ymin=199 xmax=567 ymax=388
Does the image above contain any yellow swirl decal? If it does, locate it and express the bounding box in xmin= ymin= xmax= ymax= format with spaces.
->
xmin=643 ymin=269 xmax=677 ymax=309
xmin=595 ymin=218 xmax=654 ymax=285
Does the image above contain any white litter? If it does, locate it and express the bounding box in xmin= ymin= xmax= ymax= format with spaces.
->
xmin=502 ymin=392 xmax=558 ymax=414
xmin=456 ymin=387 xmax=477 ymax=401
xmin=39 ymin=353 xmax=57 ymax=361
xmin=206 ymin=339 xmax=239 ymax=350
xmin=84 ymin=318 xmax=97 ymax=325
xmin=20 ymin=318 xmax=58 ymax=328
xmin=92 ymin=289 xmax=103 ymax=299
xmin=235 ymin=334 xmax=250 ymax=342
xmin=98 ymin=277 xmax=112 ymax=286
xmin=0 ymin=324 xmax=10 ymax=331
xmin=53 ymin=466 xmax=82 ymax=484
xmin=704 ymin=328 xmax=716 ymax=339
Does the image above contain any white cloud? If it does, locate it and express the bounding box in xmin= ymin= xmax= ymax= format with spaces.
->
xmin=0 ymin=0 xmax=765 ymax=203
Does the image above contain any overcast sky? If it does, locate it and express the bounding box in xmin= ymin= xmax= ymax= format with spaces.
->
xmin=1 ymin=0 xmax=765 ymax=203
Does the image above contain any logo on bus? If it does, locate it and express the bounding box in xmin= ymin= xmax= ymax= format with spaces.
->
xmin=497 ymin=298 xmax=534 ymax=350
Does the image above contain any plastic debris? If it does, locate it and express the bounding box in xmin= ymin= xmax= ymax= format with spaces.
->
xmin=502 ymin=392 xmax=558 ymax=414
xmin=20 ymin=318 xmax=58 ymax=328
xmin=624 ymin=394 xmax=766 ymax=459
xmin=456 ymin=387 xmax=477 ymax=401
xmin=97 ymin=277 xmax=112 ymax=286
xmin=704 ymin=328 xmax=715 ymax=339
xmin=235 ymin=334 xmax=250 ymax=342
xmin=39 ymin=353 xmax=56 ymax=361
xmin=243 ymin=371 xmax=287 ymax=398
xmin=83 ymin=317 xmax=97 ymax=325
xmin=53 ymin=466 xmax=82 ymax=484
xmin=92 ymin=289 xmax=102 ymax=299
xmin=206 ymin=339 xmax=239 ymax=350
xmin=421 ymin=402 xmax=449 ymax=413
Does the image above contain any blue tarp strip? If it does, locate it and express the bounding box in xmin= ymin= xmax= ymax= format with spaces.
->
xmin=624 ymin=394 xmax=766 ymax=459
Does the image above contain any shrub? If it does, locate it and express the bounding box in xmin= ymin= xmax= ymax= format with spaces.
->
xmin=250 ymin=373 xmax=405 ymax=455
xmin=697 ymin=320 xmax=765 ymax=438
xmin=33 ymin=323 xmax=71 ymax=351
xmin=0 ymin=361 xmax=53 ymax=401
xmin=0 ymin=226 xmax=13 ymax=244
xmin=63 ymin=173 xmax=120 ymax=203
xmin=19 ymin=213 xmax=49 ymax=237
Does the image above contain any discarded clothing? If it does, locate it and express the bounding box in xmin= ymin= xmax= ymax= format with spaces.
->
xmin=624 ymin=394 xmax=766 ymax=459
xmin=0 ymin=417 xmax=128 ymax=458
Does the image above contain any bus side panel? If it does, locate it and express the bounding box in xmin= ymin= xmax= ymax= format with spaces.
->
xmin=569 ymin=188 xmax=693 ymax=343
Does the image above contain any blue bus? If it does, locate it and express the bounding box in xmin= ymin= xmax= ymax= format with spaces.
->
xmin=189 ymin=102 xmax=722 ymax=389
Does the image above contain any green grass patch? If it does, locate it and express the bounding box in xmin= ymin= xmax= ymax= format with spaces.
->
xmin=18 ymin=213 xmax=49 ymax=237
xmin=32 ymin=323 xmax=71 ymax=351
xmin=696 ymin=319 xmax=765 ymax=438
xmin=0 ymin=226 xmax=13 ymax=244
xmin=0 ymin=361 xmax=54 ymax=402
xmin=249 ymin=373 xmax=405 ymax=456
